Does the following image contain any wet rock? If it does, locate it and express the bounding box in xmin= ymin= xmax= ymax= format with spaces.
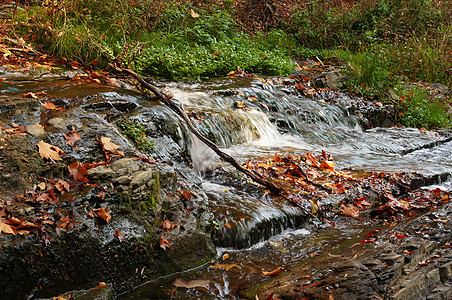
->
xmin=47 ymin=117 xmax=66 ymax=130
xmin=110 ymin=158 xmax=140 ymax=176
xmin=314 ymin=69 xmax=349 ymax=90
xmin=26 ymin=124 xmax=46 ymax=137
xmin=439 ymin=262 xmax=452 ymax=281
xmin=87 ymin=166 xmax=115 ymax=180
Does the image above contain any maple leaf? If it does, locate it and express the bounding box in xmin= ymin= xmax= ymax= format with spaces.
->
xmin=0 ymin=220 xmax=16 ymax=235
xmin=37 ymin=141 xmax=66 ymax=163
xmin=63 ymin=127 xmax=81 ymax=146
xmin=97 ymin=136 xmax=123 ymax=162
xmin=68 ymin=163 xmax=89 ymax=182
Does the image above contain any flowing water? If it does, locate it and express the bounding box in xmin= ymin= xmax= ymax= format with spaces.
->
xmin=2 ymin=65 xmax=451 ymax=298
xmin=121 ymin=77 xmax=452 ymax=299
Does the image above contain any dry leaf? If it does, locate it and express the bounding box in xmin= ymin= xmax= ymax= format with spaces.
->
xmin=68 ymin=163 xmax=89 ymax=182
xmin=37 ymin=140 xmax=65 ymax=163
xmin=63 ymin=128 xmax=81 ymax=146
xmin=0 ymin=220 xmax=16 ymax=235
xmin=173 ymin=278 xmax=210 ymax=289
xmin=160 ymin=236 xmax=171 ymax=250
xmin=190 ymin=9 xmax=199 ymax=18
xmin=100 ymin=136 xmax=121 ymax=152
xmin=320 ymin=161 xmax=335 ymax=171
xmin=341 ymin=203 xmax=360 ymax=218
xmin=92 ymin=282 xmax=107 ymax=290
xmin=87 ymin=206 xmax=111 ymax=223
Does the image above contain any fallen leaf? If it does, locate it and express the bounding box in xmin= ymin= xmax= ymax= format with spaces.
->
xmin=63 ymin=128 xmax=81 ymax=146
xmin=162 ymin=219 xmax=172 ymax=231
xmin=190 ymin=9 xmax=199 ymax=18
xmin=375 ymin=102 xmax=383 ymax=107
xmin=100 ymin=136 xmax=121 ymax=152
xmin=23 ymin=92 xmax=38 ymax=98
xmin=0 ymin=78 xmax=6 ymax=83
xmin=113 ymin=230 xmax=124 ymax=243
xmin=92 ymin=282 xmax=107 ymax=290
xmin=222 ymin=253 xmax=229 ymax=260
xmin=223 ymin=223 xmax=232 ymax=229
xmin=87 ymin=206 xmax=111 ymax=223
xmin=320 ymin=161 xmax=335 ymax=171
xmin=341 ymin=203 xmax=360 ymax=218
xmin=173 ymin=278 xmax=210 ymax=289
xmin=43 ymin=102 xmax=57 ymax=110
xmin=299 ymin=280 xmax=325 ymax=290
xmin=0 ymin=220 xmax=16 ymax=235
xmin=160 ymin=236 xmax=170 ymax=250
xmin=360 ymin=238 xmax=376 ymax=244
xmin=37 ymin=140 xmax=66 ymax=163
xmin=393 ymin=232 xmax=406 ymax=239
xmin=262 ymin=267 xmax=283 ymax=276
xmin=68 ymin=163 xmax=89 ymax=182
xmin=55 ymin=179 xmax=70 ymax=193
xmin=209 ymin=263 xmax=241 ymax=271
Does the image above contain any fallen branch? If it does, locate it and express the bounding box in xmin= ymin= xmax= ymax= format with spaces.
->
xmin=113 ymin=66 xmax=317 ymax=217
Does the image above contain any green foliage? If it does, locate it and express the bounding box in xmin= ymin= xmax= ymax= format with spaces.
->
xmin=395 ymin=85 xmax=450 ymax=129
xmin=119 ymin=119 xmax=154 ymax=150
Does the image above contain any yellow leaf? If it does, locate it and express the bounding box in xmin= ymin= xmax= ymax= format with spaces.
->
xmin=0 ymin=220 xmax=15 ymax=235
xmin=190 ymin=9 xmax=199 ymax=18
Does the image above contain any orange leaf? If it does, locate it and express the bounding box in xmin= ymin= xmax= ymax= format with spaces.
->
xmin=223 ymin=223 xmax=232 ymax=229
xmin=209 ymin=263 xmax=241 ymax=271
xmin=160 ymin=236 xmax=171 ymax=250
xmin=37 ymin=140 xmax=65 ymax=163
xmin=100 ymin=136 xmax=121 ymax=152
xmin=92 ymin=282 xmax=107 ymax=290
xmin=0 ymin=220 xmax=16 ymax=235
xmin=262 ymin=267 xmax=283 ymax=276
xmin=88 ymin=206 xmax=111 ymax=223
xmin=190 ymin=9 xmax=199 ymax=18
xmin=320 ymin=161 xmax=335 ymax=171
xmin=341 ymin=203 xmax=360 ymax=218
xmin=43 ymin=102 xmax=57 ymax=110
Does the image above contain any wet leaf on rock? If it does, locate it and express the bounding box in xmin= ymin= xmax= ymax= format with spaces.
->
xmin=87 ymin=206 xmax=111 ymax=223
xmin=68 ymin=163 xmax=89 ymax=182
xmin=37 ymin=140 xmax=66 ymax=163
xmin=262 ymin=267 xmax=283 ymax=276
xmin=341 ymin=203 xmax=360 ymax=218
xmin=159 ymin=236 xmax=170 ymax=250
xmin=209 ymin=263 xmax=241 ymax=271
xmin=173 ymin=278 xmax=210 ymax=289
xmin=63 ymin=127 xmax=81 ymax=146
xmin=92 ymin=282 xmax=107 ymax=290
xmin=113 ymin=230 xmax=124 ymax=243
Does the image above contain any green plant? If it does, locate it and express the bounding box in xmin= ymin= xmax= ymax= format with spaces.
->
xmin=396 ymin=85 xmax=450 ymax=128
xmin=119 ymin=119 xmax=154 ymax=150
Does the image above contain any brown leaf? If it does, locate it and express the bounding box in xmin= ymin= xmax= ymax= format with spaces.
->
xmin=63 ymin=128 xmax=81 ymax=146
xmin=23 ymin=92 xmax=38 ymax=98
xmin=0 ymin=220 xmax=16 ymax=235
xmin=68 ymin=163 xmax=89 ymax=182
xmin=100 ymin=136 xmax=121 ymax=152
xmin=162 ymin=219 xmax=172 ymax=231
xmin=160 ymin=236 xmax=171 ymax=250
xmin=180 ymin=190 xmax=192 ymax=201
xmin=37 ymin=140 xmax=66 ymax=163
xmin=341 ymin=203 xmax=360 ymax=218
xmin=262 ymin=267 xmax=283 ymax=276
xmin=87 ymin=206 xmax=111 ymax=223
xmin=209 ymin=263 xmax=241 ymax=271
xmin=113 ymin=230 xmax=124 ymax=243
xmin=320 ymin=161 xmax=335 ymax=171
xmin=173 ymin=278 xmax=210 ymax=289
xmin=223 ymin=223 xmax=232 ymax=229
xmin=55 ymin=179 xmax=71 ymax=194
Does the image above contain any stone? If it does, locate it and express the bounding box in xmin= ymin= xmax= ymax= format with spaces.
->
xmin=47 ymin=118 xmax=66 ymax=130
xmin=25 ymin=124 xmax=46 ymax=137
xmin=130 ymin=170 xmax=154 ymax=188
xmin=87 ymin=166 xmax=115 ymax=180
xmin=110 ymin=158 xmax=140 ymax=176
xmin=114 ymin=175 xmax=132 ymax=185
xmin=439 ymin=261 xmax=452 ymax=281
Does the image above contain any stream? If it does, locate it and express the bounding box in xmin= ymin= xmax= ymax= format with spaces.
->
xmin=1 ymin=63 xmax=451 ymax=299
xmin=119 ymin=77 xmax=452 ymax=299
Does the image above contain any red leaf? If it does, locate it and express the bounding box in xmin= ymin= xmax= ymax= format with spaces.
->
xmin=87 ymin=206 xmax=111 ymax=223
xmin=360 ymin=238 xmax=376 ymax=244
